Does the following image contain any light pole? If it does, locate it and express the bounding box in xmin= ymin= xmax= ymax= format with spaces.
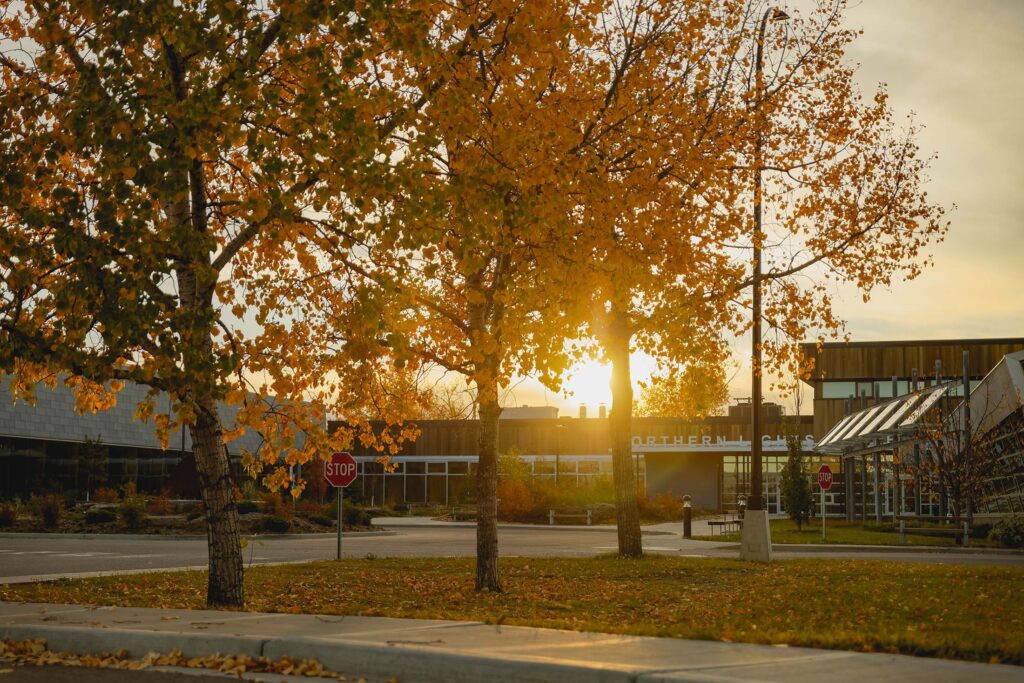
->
xmin=742 ymin=6 xmax=787 ymax=563
xmin=555 ymin=423 xmax=566 ymax=484
xmin=749 ymin=6 xmax=788 ymax=514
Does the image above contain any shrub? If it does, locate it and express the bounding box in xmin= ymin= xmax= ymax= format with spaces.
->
xmin=30 ymin=494 xmax=63 ymax=528
xmin=93 ymin=487 xmax=119 ymax=504
xmin=147 ymin=492 xmax=172 ymax=515
xmin=638 ymin=492 xmax=685 ymax=522
xmin=260 ymin=490 xmax=293 ymax=519
xmin=237 ymin=500 xmax=259 ymax=515
xmin=0 ymin=502 xmax=17 ymax=528
xmin=119 ymin=497 xmax=147 ymax=531
xmin=262 ymin=515 xmax=291 ymax=533
xmin=497 ymin=479 xmax=536 ymax=522
xmin=343 ymin=504 xmax=372 ymax=528
xmin=85 ymin=508 xmax=117 ymax=525
xmin=989 ymin=517 xmax=1024 ymax=549
xmin=296 ymin=500 xmax=320 ymax=514
xmin=310 ymin=513 xmax=334 ymax=527
xmin=186 ymin=510 xmax=204 ymax=522
xmin=121 ymin=481 xmax=139 ymax=500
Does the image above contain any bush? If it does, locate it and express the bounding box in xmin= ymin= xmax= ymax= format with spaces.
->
xmin=497 ymin=479 xmax=536 ymax=522
xmin=85 ymin=508 xmax=117 ymax=525
xmin=147 ymin=492 xmax=172 ymax=515
xmin=237 ymin=500 xmax=259 ymax=515
xmin=262 ymin=515 xmax=291 ymax=533
xmin=989 ymin=517 xmax=1024 ymax=549
xmin=260 ymin=491 xmax=293 ymax=519
xmin=343 ymin=504 xmax=372 ymax=528
xmin=93 ymin=487 xmax=119 ymax=504
xmin=310 ymin=513 xmax=334 ymax=527
xmin=638 ymin=492 xmax=685 ymax=522
xmin=186 ymin=510 xmax=204 ymax=522
xmin=30 ymin=494 xmax=63 ymax=528
xmin=0 ymin=502 xmax=17 ymax=528
xmin=119 ymin=497 xmax=147 ymax=531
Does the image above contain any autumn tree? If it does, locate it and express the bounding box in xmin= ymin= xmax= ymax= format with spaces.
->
xmin=0 ymin=0 xmax=437 ymax=606
xmin=304 ymin=2 xmax=600 ymax=592
xmin=566 ymin=0 xmax=948 ymax=556
xmin=635 ymin=364 xmax=730 ymax=419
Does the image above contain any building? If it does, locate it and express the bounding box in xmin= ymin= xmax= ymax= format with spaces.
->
xmin=800 ymin=337 xmax=1024 ymax=440
xmin=0 ymin=375 xmax=299 ymax=499
xmin=805 ymin=339 xmax=1024 ymax=520
xmin=336 ymin=402 xmax=813 ymax=512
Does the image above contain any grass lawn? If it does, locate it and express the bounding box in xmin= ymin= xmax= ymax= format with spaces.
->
xmin=2 ymin=556 xmax=1022 ymax=664
xmin=694 ymin=518 xmax=1000 ymax=547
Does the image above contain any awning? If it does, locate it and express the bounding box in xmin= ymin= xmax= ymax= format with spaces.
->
xmin=815 ymin=383 xmax=954 ymax=455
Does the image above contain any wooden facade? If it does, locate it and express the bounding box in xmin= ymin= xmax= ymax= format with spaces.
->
xmin=800 ymin=338 xmax=1024 ymax=438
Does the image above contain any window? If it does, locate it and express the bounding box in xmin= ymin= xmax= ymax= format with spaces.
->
xmin=822 ymin=381 xmax=856 ymax=399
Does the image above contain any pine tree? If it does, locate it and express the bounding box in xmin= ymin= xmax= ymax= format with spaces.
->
xmin=780 ymin=435 xmax=814 ymax=530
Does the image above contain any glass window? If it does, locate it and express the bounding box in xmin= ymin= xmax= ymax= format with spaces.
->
xmin=427 ymin=462 xmax=446 ymax=474
xmin=822 ymin=381 xmax=856 ymax=399
xmin=856 ymin=381 xmax=874 ymax=398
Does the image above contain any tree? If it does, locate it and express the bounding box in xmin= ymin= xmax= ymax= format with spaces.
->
xmin=310 ymin=2 xmax=597 ymax=591
xmin=0 ymin=1 xmax=433 ymax=606
xmin=910 ymin=381 xmax=1021 ymax=520
xmin=568 ymin=0 xmax=948 ymax=556
xmin=635 ymin=365 xmax=730 ymax=419
xmin=779 ymin=434 xmax=813 ymax=530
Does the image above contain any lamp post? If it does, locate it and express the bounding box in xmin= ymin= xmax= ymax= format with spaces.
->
xmin=555 ymin=423 xmax=565 ymax=484
xmin=749 ymin=6 xmax=788 ymax=513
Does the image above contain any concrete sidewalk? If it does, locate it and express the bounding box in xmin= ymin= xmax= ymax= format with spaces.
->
xmin=1 ymin=601 xmax=1019 ymax=682
xmin=371 ymin=517 xmax=677 ymax=535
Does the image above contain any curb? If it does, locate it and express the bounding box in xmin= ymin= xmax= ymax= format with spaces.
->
xmin=371 ymin=521 xmax=675 ymax=536
xmin=0 ymin=530 xmax=397 ymax=541
xmin=699 ymin=542 xmax=1024 ymax=555
xmin=0 ymin=622 xmax=635 ymax=683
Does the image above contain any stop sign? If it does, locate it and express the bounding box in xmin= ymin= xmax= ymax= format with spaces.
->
xmin=325 ymin=452 xmax=358 ymax=488
xmin=817 ymin=464 xmax=834 ymax=491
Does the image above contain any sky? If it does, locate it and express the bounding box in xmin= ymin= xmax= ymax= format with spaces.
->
xmin=507 ymin=0 xmax=1024 ymax=418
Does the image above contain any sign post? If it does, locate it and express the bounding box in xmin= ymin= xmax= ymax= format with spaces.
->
xmin=325 ymin=452 xmax=358 ymax=560
xmin=817 ymin=464 xmax=833 ymax=543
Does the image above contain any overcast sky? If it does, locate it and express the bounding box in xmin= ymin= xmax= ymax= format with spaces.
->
xmin=511 ymin=0 xmax=1024 ymax=417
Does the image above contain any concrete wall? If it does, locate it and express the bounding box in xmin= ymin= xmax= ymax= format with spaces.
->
xmin=645 ymin=452 xmax=721 ymax=510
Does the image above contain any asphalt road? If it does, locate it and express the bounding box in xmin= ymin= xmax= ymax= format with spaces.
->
xmin=1 ymin=525 xmax=1021 ymax=583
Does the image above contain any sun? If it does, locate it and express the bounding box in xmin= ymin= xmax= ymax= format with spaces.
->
xmin=561 ymin=360 xmax=612 ymax=411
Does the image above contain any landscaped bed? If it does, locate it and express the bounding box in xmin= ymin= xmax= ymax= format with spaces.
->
xmin=2 ymin=556 xmax=1021 ymax=665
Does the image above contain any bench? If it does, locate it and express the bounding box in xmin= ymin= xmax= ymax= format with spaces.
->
xmin=549 ymin=508 xmax=593 ymax=526
xmin=450 ymin=505 xmax=477 ymax=521
xmin=706 ymin=519 xmax=741 ymax=535
xmin=897 ymin=515 xmax=971 ymax=546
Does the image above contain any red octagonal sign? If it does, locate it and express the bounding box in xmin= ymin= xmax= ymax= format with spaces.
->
xmin=817 ymin=464 xmax=834 ymax=491
xmin=325 ymin=451 xmax=357 ymax=488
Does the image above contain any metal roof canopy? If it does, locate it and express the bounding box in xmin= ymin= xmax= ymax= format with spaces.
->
xmin=815 ymin=382 xmax=956 ymax=456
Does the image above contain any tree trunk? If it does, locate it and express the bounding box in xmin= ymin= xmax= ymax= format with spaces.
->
xmin=475 ymin=378 xmax=502 ymax=592
xmin=607 ymin=308 xmax=643 ymax=558
xmin=176 ymin=258 xmax=244 ymax=607
xmin=190 ymin=397 xmax=244 ymax=606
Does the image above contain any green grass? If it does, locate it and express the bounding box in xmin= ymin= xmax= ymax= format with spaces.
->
xmin=694 ymin=518 xmax=1000 ymax=547
xmin=2 ymin=556 xmax=1022 ymax=664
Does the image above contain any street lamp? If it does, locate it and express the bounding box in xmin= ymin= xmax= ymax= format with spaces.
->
xmin=749 ymin=6 xmax=788 ymax=514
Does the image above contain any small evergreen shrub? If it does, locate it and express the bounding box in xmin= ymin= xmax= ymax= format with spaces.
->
xmin=262 ymin=515 xmax=291 ymax=533
xmin=0 ymin=502 xmax=17 ymax=528
xmin=237 ymin=500 xmax=259 ymax=515
xmin=989 ymin=517 xmax=1024 ymax=548
xmin=85 ymin=508 xmax=117 ymax=525
xmin=119 ymin=497 xmax=147 ymax=531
